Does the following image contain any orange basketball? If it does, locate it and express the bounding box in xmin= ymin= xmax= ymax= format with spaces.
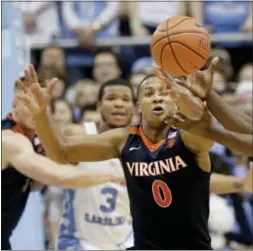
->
xmin=151 ymin=16 xmax=211 ymax=76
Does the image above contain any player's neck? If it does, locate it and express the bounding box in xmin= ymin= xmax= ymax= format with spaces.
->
xmin=141 ymin=121 xmax=168 ymax=143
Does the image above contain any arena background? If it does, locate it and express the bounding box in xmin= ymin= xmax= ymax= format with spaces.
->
xmin=1 ymin=1 xmax=252 ymax=250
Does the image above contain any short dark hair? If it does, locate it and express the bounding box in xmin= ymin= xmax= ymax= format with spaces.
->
xmin=136 ymin=73 xmax=156 ymax=100
xmin=98 ymin=78 xmax=134 ymax=102
xmin=93 ymin=47 xmax=122 ymax=70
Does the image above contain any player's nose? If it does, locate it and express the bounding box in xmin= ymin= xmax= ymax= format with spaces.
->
xmin=114 ymin=98 xmax=124 ymax=107
xmin=152 ymin=91 xmax=164 ymax=103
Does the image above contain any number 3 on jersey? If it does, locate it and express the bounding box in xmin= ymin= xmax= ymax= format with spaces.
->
xmin=152 ymin=180 xmax=172 ymax=208
xmin=100 ymin=187 xmax=118 ymax=213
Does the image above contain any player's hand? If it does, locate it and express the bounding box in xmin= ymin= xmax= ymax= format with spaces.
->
xmin=164 ymin=105 xmax=212 ymax=137
xmin=154 ymin=64 xmax=205 ymax=119
xmin=178 ymin=57 xmax=220 ymax=100
xmin=16 ymin=65 xmax=57 ymax=115
xmin=243 ymin=162 xmax=253 ymax=193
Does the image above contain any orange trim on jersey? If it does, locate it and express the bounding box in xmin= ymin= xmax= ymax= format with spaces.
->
xmin=7 ymin=113 xmax=25 ymax=135
xmin=139 ymin=126 xmax=165 ymax=152
xmin=129 ymin=127 xmax=139 ymax=135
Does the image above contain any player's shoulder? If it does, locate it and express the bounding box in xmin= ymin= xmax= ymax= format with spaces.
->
xmin=2 ymin=130 xmax=33 ymax=168
xmin=101 ymin=127 xmax=133 ymax=154
xmin=3 ymin=130 xmax=32 ymax=149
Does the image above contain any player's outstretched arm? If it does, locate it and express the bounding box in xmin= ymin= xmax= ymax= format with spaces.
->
xmin=34 ymin=111 xmax=126 ymax=163
xmin=179 ymin=57 xmax=252 ymax=134
xmin=210 ymin=165 xmax=253 ymax=194
xmin=166 ymin=109 xmax=253 ymax=157
xmin=2 ymin=131 xmax=123 ymax=188
xmin=211 ymin=173 xmax=244 ymax=195
xmin=206 ymin=90 xmax=252 ymax=134
xmin=16 ymin=65 xmax=127 ymax=163
xmin=205 ymin=125 xmax=253 ymax=157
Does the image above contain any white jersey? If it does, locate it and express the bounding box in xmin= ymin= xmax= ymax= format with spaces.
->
xmin=57 ymin=122 xmax=133 ymax=250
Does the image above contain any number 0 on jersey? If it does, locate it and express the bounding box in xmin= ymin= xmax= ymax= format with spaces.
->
xmin=152 ymin=180 xmax=172 ymax=208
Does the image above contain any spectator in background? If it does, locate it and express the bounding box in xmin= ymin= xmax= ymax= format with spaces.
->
xmin=50 ymin=73 xmax=68 ymax=100
xmin=127 ymin=2 xmax=186 ymax=58
xmin=209 ymin=194 xmax=235 ymax=249
xmin=61 ymin=1 xmax=120 ymax=49
xmin=238 ymin=63 xmax=253 ymax=83
xmin=129 ymin=71 xmax=147 ymax=99
xmin=127 ymin=1 xmax=186 ymax=36
xmin=21 ymin=2 xmax=59 ymax=45
xmin=50 ymin=98 xmax=74 ymax=126
xmin=73 ymin=79 xmax=99 ymax=120
xmin=213 ymin=69 xmax=228 ymax=95
xmin=190 ymin=1 xmax=252 ymax=33
xmin=79 ymin=104 xmax=101 ymax=126
xmin=75 ymin=79 xmax=99 ymax=107
xmin=92 ymin=48 xmax=122 ymax=85
xmin=226 ymin=158 xmax=253 ymax=249
xmin=209 ymin=49 xmax=234 ymax=82
xmin=38 ymin=44 xmax=66 ymax=83
xmin=235 ymin=78 xmax=253 ymax=118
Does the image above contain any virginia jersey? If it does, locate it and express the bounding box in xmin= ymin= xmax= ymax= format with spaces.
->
xmin=2 ymin=114 xmax=45 ymax=249
xmin=58 ymin=122 xmax=133 ymax=250
xmin=121 ymin=126 xmax=212 ymax=250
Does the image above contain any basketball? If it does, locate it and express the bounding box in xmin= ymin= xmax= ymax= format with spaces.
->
xmin=151 ymin=16 xmax=211 ymax=76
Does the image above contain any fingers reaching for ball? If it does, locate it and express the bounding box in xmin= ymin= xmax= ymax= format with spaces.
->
xmin=164 ymin=103 xmax=212 ymax=136
xmin=153 ymin=63 xmax=174 ymax=90
xmin=208 ymin=57 xmax=219 ymax=75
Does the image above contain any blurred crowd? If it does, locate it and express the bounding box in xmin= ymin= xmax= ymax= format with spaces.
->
xmin=6 ymin=1 xmax=253 ymax=250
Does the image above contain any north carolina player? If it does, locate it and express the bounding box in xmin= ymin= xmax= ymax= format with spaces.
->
xmin=57 ymin=79 xmax=135 ymax=250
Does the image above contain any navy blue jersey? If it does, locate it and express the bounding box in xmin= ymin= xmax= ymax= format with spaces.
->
xmin=121 ymin=126 xmax=212 ymax=250
xmin=1 ymin=114 xmax=44 ymax=249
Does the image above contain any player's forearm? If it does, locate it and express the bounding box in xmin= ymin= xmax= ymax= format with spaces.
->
xmin=205 ymin=125 xmax=253 ymax=157
xmin=15 ymin=153 xmax=118 ymax=188
xmin=207 ymin=90 xmax=252 ymax=134
xmin=34 ymin=111 xmax=68 ymax=163
xmin=210 ymin=173 xmax=244 ymax=194
xmin=57 ymin=167 xmax=121 ymax=189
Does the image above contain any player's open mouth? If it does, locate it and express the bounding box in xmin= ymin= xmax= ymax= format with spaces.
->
xmin=152 ymin=106 xmax=164 ymax=115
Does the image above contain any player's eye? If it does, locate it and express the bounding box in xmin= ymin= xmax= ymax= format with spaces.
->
xmin=123 ymin=97 xmax=131 ymax=102
xmin=144 ymin=92 xmax=153 ymax=97
xmin=106 ymin=96 xmax=115 ymax=101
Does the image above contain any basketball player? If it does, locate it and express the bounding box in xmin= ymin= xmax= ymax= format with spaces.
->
xmin=154 ymin=57 xmax=253 ymax=157
xmin=2 ymin=86 xmax=122 ymax=250
xmin=52 ymin=79 xmax=252 ymax=250
xmin=56 ymin=79 xmax=135 ymax=250
xmin=17 ymin=65 xmax=251 ymax=249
